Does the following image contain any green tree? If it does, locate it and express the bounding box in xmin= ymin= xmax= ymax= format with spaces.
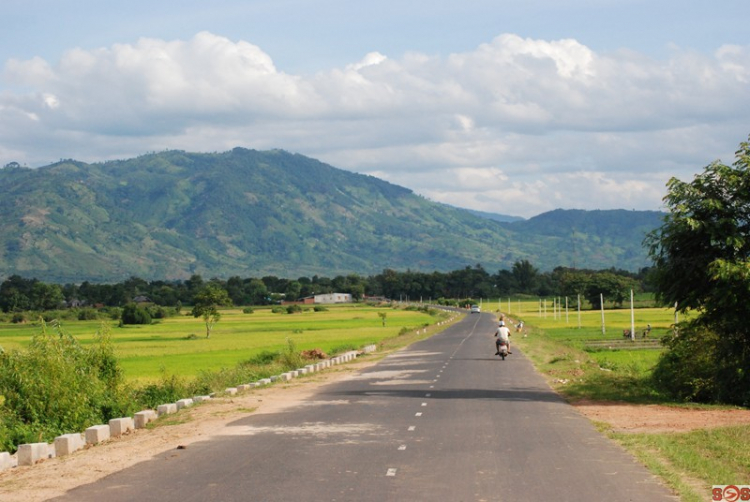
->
xmin=121 ymin=303 xmax=152 ymax=325
xmin=283 ymin=281 xmax=302 ymax=302
xmin=647 ymin=135 xmax=750 ymax=405
xmin=583 ymin=272 xmax=637 ymax=309
xmin=511 ymin=259 xmax=539 ymax=293
xmin=191 ymin=286 xmax=232 ymax=338
xmin=29 ymin=282 xmax=64 ymax=311
xmin=244 ymin=278 xmax=269 ymax=305
xmin=0 ymin=275 xmax=33 ymax=312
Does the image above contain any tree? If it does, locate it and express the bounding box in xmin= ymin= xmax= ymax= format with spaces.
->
xmin=511 ymin=260 xmax=539 ymax=294
xmin=0 ymin=275 xmax=34 ymax=312
xmin=647 ymin=135 xmax=750 ymax=405
xmin=583 ymin=272 xmax=637 ymax=309
xmin=29 ymin=282 xmax=64 ymax=311
xmin=244 ymin=279 xmax=269 ymax=305
xmin=121 ymin=303 xmax=152 ymax=325
xmin=191 ymin=286 xmax=232 ymax=338
xmin=283 ymin=281 xmax=302 ymax=302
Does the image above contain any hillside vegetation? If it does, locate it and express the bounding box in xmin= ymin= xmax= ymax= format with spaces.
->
xmin=0 ymin=149 xmax=663 ymax=282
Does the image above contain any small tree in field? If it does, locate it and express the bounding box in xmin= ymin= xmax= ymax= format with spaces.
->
xmin=191 ymin=286 xmax=232 ymax=338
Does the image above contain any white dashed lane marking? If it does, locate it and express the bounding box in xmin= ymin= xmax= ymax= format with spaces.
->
xmin=386 ymin=468 xmax=397 ymax=477
xmin=398 ymin=445 xmax=407 ymax=451
xmin=408 ymin=426 xmax=416 ymax=431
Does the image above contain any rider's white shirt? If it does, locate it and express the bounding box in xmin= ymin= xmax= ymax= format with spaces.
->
xmin=496 ymin=326 xmax=511 ymax=342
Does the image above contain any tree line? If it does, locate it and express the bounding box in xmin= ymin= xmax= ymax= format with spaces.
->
xmin=0 ymin=262 xmax=653 ymax=313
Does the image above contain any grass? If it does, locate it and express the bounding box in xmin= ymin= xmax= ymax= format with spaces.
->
xmin=505 ymin=299 xmax=749 ymax=501
xmin=611 ymin=426 xmax=750 ymax=502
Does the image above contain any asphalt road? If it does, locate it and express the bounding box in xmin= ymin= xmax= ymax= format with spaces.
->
xmin=53 ymin=312 xmax=677 ymax=501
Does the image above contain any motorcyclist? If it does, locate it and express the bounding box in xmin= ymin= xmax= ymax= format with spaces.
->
xmin=495 ymin=319 xmax=512 ymax=355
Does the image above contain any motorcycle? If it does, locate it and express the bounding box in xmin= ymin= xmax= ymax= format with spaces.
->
xmin=495 ymin=340 xmax=509 ymax=360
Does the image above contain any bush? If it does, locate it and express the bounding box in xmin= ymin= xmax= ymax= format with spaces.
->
xmin=652 ymin=324 xmax=719 ymax=403
xmin=242 ymin=307 xmax=254 ymax=314
xmin=0 ymin=322 xmax=132 ymax=453
xmin=121 ymin=303 xmax=152 ymax=325
xmin=286 ymin=304 xmax=302 ymax=314
xmin=103 ymin=307 xmax=122 ymax=320
xmin=280 ymin=338 xmax=304 ymax=369
xmin=313 ymin=306 xmax=328 ymax=312
xmin=10 ymin=313 xmax=25 ymax=324
xmin=76 ymin=308 xmax=99 ymax=320
xmin=132 ymin=373 xmax=187 ymax=409
xmin=243 ymin=350 xmax=279 ymax=365
xmin=146 ymin=305 xmax=178 ymax=320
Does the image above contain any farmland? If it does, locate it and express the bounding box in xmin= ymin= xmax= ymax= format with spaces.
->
xmin=0 ymin=304 xmax=445 ymax=382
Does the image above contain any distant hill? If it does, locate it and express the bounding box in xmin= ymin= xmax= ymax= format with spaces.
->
xmin=500 ymin=209 xmax=665 ymax=270
xmin=0 ymin=149 xmax=663 ymax=282
xmin=462 ymin=208 xmax=525 ymax=223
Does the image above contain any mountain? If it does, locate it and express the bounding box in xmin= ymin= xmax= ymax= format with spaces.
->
xmin=0 ymin=149 xmax=663 ymax=282
xmin=462 ymin=208 xmax=524 ymax=223
xmin=498 ymin=209 xmax=665 ymax=270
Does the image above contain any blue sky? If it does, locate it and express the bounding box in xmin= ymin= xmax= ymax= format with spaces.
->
xmin=2 ymin=0 xmax=749 ymax=217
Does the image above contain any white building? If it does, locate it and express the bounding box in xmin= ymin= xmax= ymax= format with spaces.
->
xmin=314 ymin=293 xmax=352 ymax=304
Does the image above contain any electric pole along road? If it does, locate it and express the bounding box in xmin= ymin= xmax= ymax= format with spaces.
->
xmin=54 ymin=310 xmax=676 ymax=501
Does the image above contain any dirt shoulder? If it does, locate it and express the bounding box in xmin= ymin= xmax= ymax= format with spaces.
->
xmin=572 ymin=399 xmax=750 ymax=433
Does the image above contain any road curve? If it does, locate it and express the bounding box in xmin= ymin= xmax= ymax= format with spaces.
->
xmin=52 ymin=312 xmax=677 ymax=501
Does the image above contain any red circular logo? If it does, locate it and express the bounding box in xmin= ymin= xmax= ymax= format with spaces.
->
xmin=724 ymin=485 xmax=741 ymax=502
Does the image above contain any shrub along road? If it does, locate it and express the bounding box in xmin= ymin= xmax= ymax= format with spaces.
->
xmin=51 ymin=312 xmax=676 ymax=501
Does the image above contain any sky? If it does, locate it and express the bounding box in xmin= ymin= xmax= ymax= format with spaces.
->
xmin=1 ymin=0 xmax=749 ymax=218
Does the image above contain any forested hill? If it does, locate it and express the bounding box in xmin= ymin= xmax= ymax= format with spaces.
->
xmin=497 ymin=208 xmax=665 ymax=270
xmin=0 ymin=148 xmax=663 ymax=282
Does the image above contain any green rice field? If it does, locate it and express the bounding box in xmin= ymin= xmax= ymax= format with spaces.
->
xmin=0 ymin=304 xmax=444 ymax=382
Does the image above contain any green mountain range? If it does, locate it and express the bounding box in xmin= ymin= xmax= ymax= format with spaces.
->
xmin=0 ymin=148 xmax=664 ymax=283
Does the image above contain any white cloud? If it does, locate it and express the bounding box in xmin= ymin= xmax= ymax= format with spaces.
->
xmin=1 ymin=31 xmax=749 ymax=217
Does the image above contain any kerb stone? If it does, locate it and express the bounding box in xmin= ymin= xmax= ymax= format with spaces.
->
xmin=176 ymin=398 xmax=194 ymax=410
xmin=157 ymin=403 xmax=178 ymax=416
xmin=134 ymin=410 xmax=158 ymax=428
xmin=109 ymin=417 xmax=134 ymax=437
xmin=18 ymin=443 xmax=49 ymax=466
xmin=0 ymin=452 xmax=12 ymax=471
xmin=85 ymin=425 xmax=110 ymax=445
xmin=54 ymin=433 xmax=84 ymax=457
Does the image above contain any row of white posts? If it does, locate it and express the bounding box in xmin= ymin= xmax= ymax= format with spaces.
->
xmin=484 ymin=290 xmax=676 ymax=337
